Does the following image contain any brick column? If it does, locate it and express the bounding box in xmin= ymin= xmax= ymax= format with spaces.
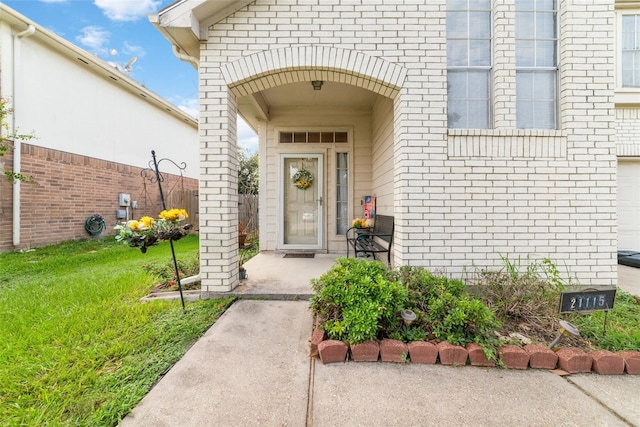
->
xmin=199 ymin=78 xmax=239 ymax=293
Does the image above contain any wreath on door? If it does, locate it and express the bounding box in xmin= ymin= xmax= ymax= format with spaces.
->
xmin=293 ymin=168 xmax=314 ymax=190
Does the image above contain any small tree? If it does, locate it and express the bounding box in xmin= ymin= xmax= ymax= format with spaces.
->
xmin=238 ymin=149 xmax=258 ymax=232
xmin=0 ymin=98 xmax=35 ymax=182
xmin=238 ymin=149 xmax=258 ymax=195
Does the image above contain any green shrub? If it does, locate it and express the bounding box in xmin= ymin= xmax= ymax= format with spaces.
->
xmin=311 ymin=261 xmax=499 ymax=348
xmin=391 ymin=266 xmax=499 ymax=346
xmin=310 ymin=258 xmax=407 ymax=345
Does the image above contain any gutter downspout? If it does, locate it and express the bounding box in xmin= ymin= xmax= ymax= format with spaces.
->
xmin=172 ymin=44 xmax=199 ymax=69
xmin=12 ymin=24 xmax=35 ymax=247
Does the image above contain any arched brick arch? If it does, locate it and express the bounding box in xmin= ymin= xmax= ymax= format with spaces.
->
xmin=220 ymin=46 xmax=407 ymax=98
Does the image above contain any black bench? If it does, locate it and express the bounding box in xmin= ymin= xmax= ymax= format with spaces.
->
xmin=346 ymin=215 xmax=394 ymax=264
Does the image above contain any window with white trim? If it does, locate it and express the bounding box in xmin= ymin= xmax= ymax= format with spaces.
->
xmin=515 ymin=0 xmax=559 ymax=129
xmin=621 ymin=14 xmax=640 ymax=87
xmin=336 ymin=153 xmax=349 ymax=235
xmin=446 ymin=0 xmax=492 ymax=129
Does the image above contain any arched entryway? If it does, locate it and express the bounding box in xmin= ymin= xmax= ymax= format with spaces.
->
xmin=199 ymin=46 xmax=407 ymax=293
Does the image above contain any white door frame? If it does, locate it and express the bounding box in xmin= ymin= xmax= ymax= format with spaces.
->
xmin=278 ymin=153 xmax=324 ymax=250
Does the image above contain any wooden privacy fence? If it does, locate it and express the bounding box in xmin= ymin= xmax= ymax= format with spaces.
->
xmin=166 ymin=191 xmax=259 ymax=234
xmin=239 ymin=194 xmax=259 ymax=232
xmin=167 ymin=189 xmax=199 ymax=231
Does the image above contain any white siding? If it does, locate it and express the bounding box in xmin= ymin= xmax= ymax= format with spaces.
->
xmin=2 ymin=22 xmax=198 ymax=178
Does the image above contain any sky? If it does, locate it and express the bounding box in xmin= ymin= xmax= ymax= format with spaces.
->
xmin=4 ymin=0 xmax=259 ymax=153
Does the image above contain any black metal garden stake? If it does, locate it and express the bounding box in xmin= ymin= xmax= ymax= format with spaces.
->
xmin=148 ymin=150 xmax=187 ymax=313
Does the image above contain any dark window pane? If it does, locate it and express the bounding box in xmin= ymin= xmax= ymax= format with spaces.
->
xmin=308 ymin=132 xmax=320 ymax=143
xmin=335 ymin=132 xmax=348 ymax=143
xmin=280 ymin=132 xmax=292 ymax=143
xmin=321 ymin=132 xmax=334 ymax=143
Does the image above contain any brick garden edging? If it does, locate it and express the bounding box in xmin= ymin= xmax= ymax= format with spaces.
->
xmin=310 ymin=330 xmax=640 ymax=375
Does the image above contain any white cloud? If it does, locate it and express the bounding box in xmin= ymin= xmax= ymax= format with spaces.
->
xmin=238 ymin=116 xmax=258 ymax=154
xmin=94 ymin=0 xmax=162 ymax=22
xmin=167 ymin=101 xmax=258 ymax=154
xmin=76 ymin=26 xmax=110 ymax=52
xmin=176 ymin=98 xmax=198 ymax=119
xmin=122 ymin=41 xmax=146 ymax=57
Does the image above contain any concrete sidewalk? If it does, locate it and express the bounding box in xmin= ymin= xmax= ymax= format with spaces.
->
xmin=121 ymin=300 xmax=640 ymax=427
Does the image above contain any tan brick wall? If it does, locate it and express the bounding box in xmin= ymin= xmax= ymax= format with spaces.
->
xmin=197 ymin=0 xmax=617 ymax=290
xmin=0 ymin=143 xmax=198 ymax=252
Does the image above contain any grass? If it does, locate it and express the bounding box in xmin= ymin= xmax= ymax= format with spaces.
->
xmin=568 ymin=291 xmax=640 ymax=352
xmin=0 ymin=235 xmax=234 ymax=426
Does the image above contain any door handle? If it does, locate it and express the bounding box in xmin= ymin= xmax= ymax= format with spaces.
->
xmin=319 ymin=196 xmax=323 ymax=206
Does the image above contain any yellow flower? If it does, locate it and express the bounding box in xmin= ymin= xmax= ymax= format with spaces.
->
xmin=128 ymin=220 xmax=142 ymax=231
xmin=140 ymin=216 xmax=155 ymax=227
xmin=159 ymin=208 xmax=189 ymax=222
xmin=352 ymin=218 xmax=367 ymax=228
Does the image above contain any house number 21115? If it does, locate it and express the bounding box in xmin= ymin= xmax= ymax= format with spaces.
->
xmin=559 ymin=289 xmax=616 ymax=314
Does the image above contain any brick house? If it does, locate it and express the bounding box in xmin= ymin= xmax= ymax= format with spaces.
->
xmin=151 ymin=0 xmax=639 ymax=295
xmin=0 ymin=4 xmax=199 ymax=251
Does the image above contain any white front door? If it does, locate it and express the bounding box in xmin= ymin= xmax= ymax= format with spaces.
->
xmin=280 ymin=154 xmax=323 ymax=249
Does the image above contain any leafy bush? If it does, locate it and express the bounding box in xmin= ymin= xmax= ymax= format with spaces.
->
xmin=311 ymin=255 xmax=640 ymax=357
xmin=311 ymin=260 xmax=499 ymax=348
xmin=310 ymin=258 xmax=407 ymax=345
xmin=391 ymin=266 xmax=499 ymax=346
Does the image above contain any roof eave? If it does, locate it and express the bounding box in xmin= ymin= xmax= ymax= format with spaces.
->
xmin=150 ymin=0 xmax=256 ymax=62
xmin=148 ymin=12 xmax=201 ymax=62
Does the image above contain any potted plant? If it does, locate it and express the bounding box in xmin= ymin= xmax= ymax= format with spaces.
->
xmin=239 ymin=249 xmax=248 ymax=280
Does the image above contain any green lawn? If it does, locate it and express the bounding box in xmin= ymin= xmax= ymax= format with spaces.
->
xmin=0 ymin=235 xmax=233 ymax=426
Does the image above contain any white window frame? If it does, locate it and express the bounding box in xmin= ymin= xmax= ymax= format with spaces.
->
xmin=615 ymin=9 xmax=640 ymax=105
xmin=446 ymin=0 xmax=493 ymax=129
xmin=515 ymin=0 xmax=560 ymax=130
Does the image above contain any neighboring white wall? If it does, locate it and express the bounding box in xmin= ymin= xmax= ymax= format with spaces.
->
xmin=0 ymin=17 xmax=198 ymax=179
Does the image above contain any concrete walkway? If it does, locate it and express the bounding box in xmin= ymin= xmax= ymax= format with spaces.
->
xmin=121 ymin=299 xmax=640 ymax=427
xmin=120 ymin=258 xmax=640 ymax=426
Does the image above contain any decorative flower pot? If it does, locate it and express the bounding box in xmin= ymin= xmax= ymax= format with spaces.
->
xmin=239 ymin=268 xmax=247 ymax=280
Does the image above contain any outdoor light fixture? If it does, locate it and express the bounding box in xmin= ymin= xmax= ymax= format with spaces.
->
xmin=549 ymin=320 xmax=580 ymax=349
xmin=312 ymin=80 xmax=323 ymax=90
xmin=401 ymin=309 xmax=416 ymax=326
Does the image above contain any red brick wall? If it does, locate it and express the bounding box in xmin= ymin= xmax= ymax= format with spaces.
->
xmin=0 ymin=143 xmax=198 ymax=252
